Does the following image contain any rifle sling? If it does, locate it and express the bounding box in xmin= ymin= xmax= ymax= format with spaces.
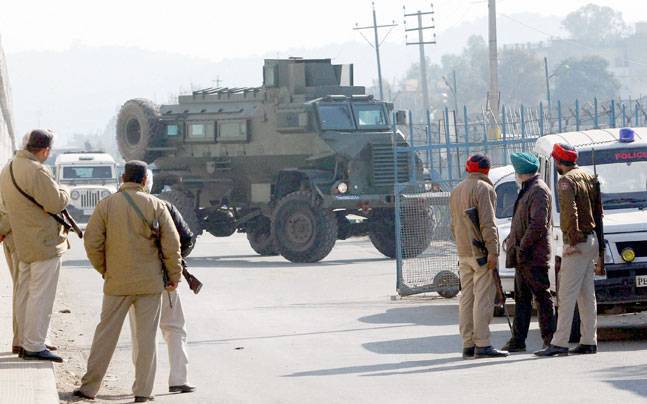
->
xmin=121 ymin=190 xmax=154 ymax=230
xmin=9 ymin=162 xmax=71 ymax=231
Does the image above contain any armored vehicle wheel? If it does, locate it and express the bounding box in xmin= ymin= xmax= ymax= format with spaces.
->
xmin=247 ymin=216 xmax=278 ymax=256
xmin=272 ymin=191 xmax=338 ymax=263
xmin=368 ymin=206 xmax=432 ymax=259
xmin=117 ymin=98 xmax=162 ymax=163
xmin=158 ymin=190 xmax=201 ymax=256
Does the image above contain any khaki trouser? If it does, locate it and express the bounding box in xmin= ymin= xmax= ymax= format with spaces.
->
xmin=129 ymin=290 xmax=189 ymax=387
xmin=551 ymin=234 xmax=598 ymax=348
xmin=3 ymin=243 xmax=20 ymax=347
xmin=458 ymin=256 xmax=497 ymax=347
xmin=15 ymin=256 xmax=61 ymax=352
xmin=79 ymin=293 xmax=161 ymax=398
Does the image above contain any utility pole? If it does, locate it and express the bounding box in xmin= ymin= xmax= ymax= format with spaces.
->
xmin=543 ymin=57 xmax=551 ymax=113
xmin=354 ymin=2 xmax=397 ymax=101
xmin=404 ymin=5 xmax=436 ymax=125
xmin=487 ymin=0 xmax=499 ymax=132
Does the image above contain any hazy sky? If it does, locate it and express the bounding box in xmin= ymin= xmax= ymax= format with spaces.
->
xmin=2 ymin=0 xmax=647 ymax=59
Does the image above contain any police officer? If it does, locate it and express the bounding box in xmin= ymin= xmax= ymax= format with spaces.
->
xmin=535 ymin=143 xmax=602 ymax=357
xmin=74 ymin=161 xmax=182 ymax=402
xmin=0 ymin=129 xmax=69 ymax=363
xmin=450 ymin=154 xmax=508 ymax=359
xmin=501 ymin=152 xmax=555 ymax=352
xmin=128 ymin=170 xmax=196 ymax=395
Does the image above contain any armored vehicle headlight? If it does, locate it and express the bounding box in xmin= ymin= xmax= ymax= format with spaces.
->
xmin=100 ymin=190 xmax=111 ymax=199
xmin=424 ymin=182 xmax=433 ymax=192
xmin=336 ymin=182 xmax=349 ymax=194
xmin=71 ymin=190 xmax=80 ymax=200
xmin=621 ymin=247 xmax=636 ymax=263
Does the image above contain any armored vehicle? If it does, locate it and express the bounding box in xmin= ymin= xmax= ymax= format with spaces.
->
xmin=116 ymin=58 xmax=430 ymax=262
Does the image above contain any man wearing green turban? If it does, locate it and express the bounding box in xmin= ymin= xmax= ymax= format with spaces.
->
xmin=501 ymin=152 xmax=556 ymax=352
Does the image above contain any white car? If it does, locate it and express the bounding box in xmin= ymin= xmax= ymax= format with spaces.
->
xmin=56 ymin=152 xmax=119 ymax=221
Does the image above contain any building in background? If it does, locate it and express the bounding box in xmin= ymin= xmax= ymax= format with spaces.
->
xmin=0 ymin=35 xmax=16 ymax=162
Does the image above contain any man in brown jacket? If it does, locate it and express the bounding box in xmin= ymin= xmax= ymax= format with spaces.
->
xmin=501 ymin=152 xmax=555 ymax=352
xmin=74 ymin=161 xmax=182 ymax=403
xmin=0 ymin=129 xmax=69 ymax=363
xmin=450 ymin=154 xmax=508 ymax=359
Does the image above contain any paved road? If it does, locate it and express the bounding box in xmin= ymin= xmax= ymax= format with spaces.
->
xmin=52 ymin=233 xmax=647 ymax=404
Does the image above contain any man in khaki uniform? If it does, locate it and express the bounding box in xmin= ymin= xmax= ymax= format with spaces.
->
xmin=0 ymin=129 xmax=69 ymax=363
xmin=74 ymin=161 xmax=182 ymax=403
xmin=450 ymin=154 xmax=508 ymax=359
xmin=536 ymin=143 xmax=603 ymax=357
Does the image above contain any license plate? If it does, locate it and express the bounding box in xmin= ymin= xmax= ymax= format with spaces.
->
xmin=83 ymin=209 xmax=93 ymax=215
xmin=636 ymin=275 xmax=647 ymax=287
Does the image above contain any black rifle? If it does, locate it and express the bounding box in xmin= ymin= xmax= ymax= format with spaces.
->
xmin=591 ymin=149 xmax=605 ymax=275
xmin=465 ymin=207 xmax=512 ymax=331
xmin=9 ymin=161 xmax=83 ymax=239
xmin=182 ymin=259 xmax=203 ymax=294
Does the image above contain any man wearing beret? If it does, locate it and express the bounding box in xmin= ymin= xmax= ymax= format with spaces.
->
xmin=74 ymin=161 xmax=183 ymax=402
xmin=501 ymin=152 xmax=555 ymax=352
xmin=450 ymin=154 xmax=508 ymax=359
xmin=535 ymin=143 xmax=602 ymax=357
xmin=0 ymin=129 xmax=69 ymax=363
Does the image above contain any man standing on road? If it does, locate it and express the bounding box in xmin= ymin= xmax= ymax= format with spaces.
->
xmin=0 ymin=129 xmax=69 ymax=363
xmin=74 ymin=161 xmax=182 ymax=403
xmin=450 ymin=154 xmax=508 ymax=359
xmin=501 ymin=152 xmax=555 ymax=352
xmin=127 ymin=170 xmax=196 ymax=395
xmin=535 ymin=144 xmax=602 ymax=357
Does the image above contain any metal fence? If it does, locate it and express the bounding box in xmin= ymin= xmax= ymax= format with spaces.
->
xmin=392 ymin=96 xmax=646 ymax=297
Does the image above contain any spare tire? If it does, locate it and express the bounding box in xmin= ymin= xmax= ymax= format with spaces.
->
xmin=117 ymin=98 xmax=162 ymax=162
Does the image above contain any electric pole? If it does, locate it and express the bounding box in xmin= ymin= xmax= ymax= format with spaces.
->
xmin=404 ymin=4 xmax=436 ymax=126
xmin=487 ymin=0 xmax=499 ymax=131
xmin=354 ymin=2 xmax=397 ymax=101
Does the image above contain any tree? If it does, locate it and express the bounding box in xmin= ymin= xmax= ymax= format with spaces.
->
xmin=498 ymin=48 xmax=544 ymax=107
xmin=562 ymin=4 xmax=630 ymax=44
xmin=552 ymin=56 xmax=620 ymax=104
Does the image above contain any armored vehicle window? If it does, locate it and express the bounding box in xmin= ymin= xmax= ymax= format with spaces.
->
xmin=352 ymin=104 xmax=388 ymax=129
xmin=187 ymin=122 xmax=214 ymax=141
xmin=166 ymin=124 xmax=179 ymax=137
xmin=317 ymin=103 xmax=355 ymax=131
xmin=218 ymin=120 xmax=249 ymax=142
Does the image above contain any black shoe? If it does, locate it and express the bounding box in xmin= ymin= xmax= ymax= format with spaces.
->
xmin=12 ymin=346 xmax=21 ymax=354
xmin=462 ymin=346 xmax=475 ymax=359
xmin=569 ymin=344 xmax=597 ymax=354
xmin=169 ymin=384 xmax=196 ymax=393
xmin=134 ymin=397 xmax=154 ymax=403
xmin=534 ymin=344 xmax=569 ymax=357
xmin=475 ymin=346 xmax=509 ymax=358
xmin=501 ymin=339 xmax=526 ymax=352
xmin=45 ymin=344 xmax=57 ymax=351
xmin=72 ymin=389 xmax=95 ymax=400
xmin=22 ymin=349 xmax=63 ymax=363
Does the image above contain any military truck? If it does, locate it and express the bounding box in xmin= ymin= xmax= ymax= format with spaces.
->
xmin=116 ymin=58 xmax=431 ymax=262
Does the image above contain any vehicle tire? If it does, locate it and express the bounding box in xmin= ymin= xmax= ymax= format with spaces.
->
xmin=204 ymin=210 xmax=237 ymax=238
xmin=247 ymin=216 xmax=278 ymax=256
xmin=158 ymin=190 xmax=201 ymax=256
xmin=433 ymin=270 xmax=460 ymax=299
xmin=271 ymin=191 xmax=337 ymax=263
xmin=368 ymin=205 xmax=432 ymax=259
xmin=116 ymin=98 xmax=162 ymax=162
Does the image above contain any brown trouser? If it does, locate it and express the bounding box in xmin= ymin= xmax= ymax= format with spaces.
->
xmin=79 ymin=293 xmax=161 ymax=398
xmin=458 ymin=256 xmax=497 ymax=348
xmin=551 ymin=234 xmax=598 ymax=348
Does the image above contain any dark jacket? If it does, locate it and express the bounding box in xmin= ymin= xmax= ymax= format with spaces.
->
xmin=506 ymin=175 xmax=552 ymax=268
xmin=165 ymin=201 xmax=194 ymax=258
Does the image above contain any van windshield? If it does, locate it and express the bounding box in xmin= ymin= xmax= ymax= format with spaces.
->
xmin=577 ymin=147 xmax=647 ymax=210
xmin=61 ymin=166 xmax=115 ymax=182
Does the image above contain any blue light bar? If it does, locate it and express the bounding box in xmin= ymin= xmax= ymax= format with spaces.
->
xmin=619 ymin=127 xmax=635 ymax=143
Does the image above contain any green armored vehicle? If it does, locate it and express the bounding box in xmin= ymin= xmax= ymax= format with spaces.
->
xmin=116 ymin=58 xmax=430 ymax=262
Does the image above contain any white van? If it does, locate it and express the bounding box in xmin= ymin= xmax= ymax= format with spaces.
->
xmin=496 ymin=128 xmax=647 ymax=313
xmin=55 ymin=152 xmax=119 ymax=221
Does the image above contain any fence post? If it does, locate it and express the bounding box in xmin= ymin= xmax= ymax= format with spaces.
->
xmin=622 ymin=103 xmax=627 ymax=127
xmin=501 ymin=105 xmax=508 ymax=165
xmin=557 ymin=100 xmax=562 ymax=133
xmin=594 ymin=98 xmax=599 ymax=129
xmin=610 ymin=100 xmax=616 ymax=128
xmin=444 ymin=107 xmax=453 ymax=186
xmin=575 ymin=99 xmax=580 ymax=131
xmin=391 ymin=112 xmax=403 ymax=292
xmin=539 ymin=102 xmax=545 ymax=136
xmin=636 ymin=101 xmax=640 ymax=127
xmin=408 ymin=110 xmax=416 ymax=183
xmin=425 ymin=124 xmax=432 ymax=181
xmin=464 ymin=105 xmax=470 ymax=178
xmin=521 ymin=105 xmax=526 ymax=152
xmin=481 ymin=113 xmax=489 ymax=157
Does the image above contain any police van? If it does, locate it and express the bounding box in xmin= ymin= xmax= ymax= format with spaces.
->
xmin=55 ymin=152 xmax=119 ymax=221
xmin=496 ymin=128 xmax=647 ymax=313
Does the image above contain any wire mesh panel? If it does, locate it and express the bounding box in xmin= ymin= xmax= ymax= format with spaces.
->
xmin=396 ymin=187 xmax=460 ymax=298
